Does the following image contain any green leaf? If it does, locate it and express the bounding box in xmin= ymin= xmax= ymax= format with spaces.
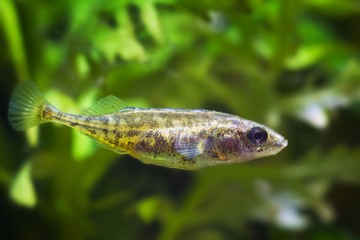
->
xmin=93 ymin=8 xmax=148 ymax=62
xmin=299 ymin=19 xmax=334 ymax=45
xmin=25 ymin=126 xmax=39 ymax=147
xmin=285 ymin=45 xmax=327 ymax=70
xmin=136 ymin=196 xmax=161 ymax=223
xmin=76 ymin=54 xmax=90 ymax=79
xmin=141 ymin=2 xmax=164 ymax=44
xmin=72 ymin=130 xmax=96 ymax=162
xmin=0 ymin=0 xmax=30 ymax=80
xmin=10 ymin=161 xmax=37 ymax=208
xmin=94 ymin=27 xmax=148 ymax=62
xmin=44 ymin=89 xmax=79 ymax=114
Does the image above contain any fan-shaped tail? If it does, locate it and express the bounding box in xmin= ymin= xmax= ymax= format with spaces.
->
xmin=8 ymin=81 xmax=48 ymax=131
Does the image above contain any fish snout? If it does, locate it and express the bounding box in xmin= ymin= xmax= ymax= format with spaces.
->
xmin=275 ymin=137 xmax=288 ymax=149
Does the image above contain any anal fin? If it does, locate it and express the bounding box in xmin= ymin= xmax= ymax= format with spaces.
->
xmin=95 ymin=140 xmax=126 ymax=154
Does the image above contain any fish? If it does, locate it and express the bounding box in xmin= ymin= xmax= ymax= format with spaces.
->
xmin=8 ymin=81 xmax=288 ymax=170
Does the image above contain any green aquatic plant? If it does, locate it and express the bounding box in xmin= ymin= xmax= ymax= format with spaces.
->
xmin=1 ymin=0 xmax=360 ymax=239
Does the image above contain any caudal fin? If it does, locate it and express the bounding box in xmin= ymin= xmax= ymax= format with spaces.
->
xmin=8 ymin=81 xmax=47 ymax=131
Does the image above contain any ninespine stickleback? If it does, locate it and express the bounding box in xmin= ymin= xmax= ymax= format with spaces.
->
xmin=8 ymin=81 xmax=288 ymax=170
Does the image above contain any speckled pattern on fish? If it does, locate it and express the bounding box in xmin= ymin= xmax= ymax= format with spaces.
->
xmin=8 ymin=81 xmax=288 ymax=170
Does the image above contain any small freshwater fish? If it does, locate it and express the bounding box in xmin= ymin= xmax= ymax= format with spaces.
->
xmin=8 ymin=81 xmax=287 ymax=170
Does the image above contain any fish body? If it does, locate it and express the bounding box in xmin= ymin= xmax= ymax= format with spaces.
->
xmin=8 ymin=81 xmax=288 ymax=170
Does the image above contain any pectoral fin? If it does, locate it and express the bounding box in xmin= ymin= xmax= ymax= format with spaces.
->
xmin=81 ymin=95 xmax=128 ymax=115
xmin=174 ymin=132 xmax=207 ymax=159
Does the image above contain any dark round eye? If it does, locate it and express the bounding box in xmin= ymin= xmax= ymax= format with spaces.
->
xmin=247 ymin=127 xmax=268 ymax=145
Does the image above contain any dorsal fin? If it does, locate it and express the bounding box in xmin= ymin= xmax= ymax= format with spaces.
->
xmin=81 ymin=95 xmax=128 ymax=115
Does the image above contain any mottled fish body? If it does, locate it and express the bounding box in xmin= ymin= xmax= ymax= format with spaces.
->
xmin=8 ymin=81 xmax=288 ymax=170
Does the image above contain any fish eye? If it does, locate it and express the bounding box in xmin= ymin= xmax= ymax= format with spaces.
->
xmin=247 ymin=127 xmax=268 ymax=145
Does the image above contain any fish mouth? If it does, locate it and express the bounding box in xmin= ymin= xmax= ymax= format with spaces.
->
xmin=275 ymin=138 xmax=288 ymax=150
xmin=282 ymin=139 xmax=288 ymax=148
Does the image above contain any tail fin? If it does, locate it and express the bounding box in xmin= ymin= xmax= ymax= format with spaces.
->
xmin=8 ymin=81 xmax=47 ymax=131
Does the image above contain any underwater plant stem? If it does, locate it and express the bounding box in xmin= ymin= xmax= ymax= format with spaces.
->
xmin=0 ymin=0 xmax=30 ymax=81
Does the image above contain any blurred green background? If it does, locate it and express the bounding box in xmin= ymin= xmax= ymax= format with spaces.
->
xmin=1 ymin=0 xmax=360 ymax=239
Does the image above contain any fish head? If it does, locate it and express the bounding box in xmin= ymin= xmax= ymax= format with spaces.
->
xmin=237 ymin=120 xmax=288 ymax=160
